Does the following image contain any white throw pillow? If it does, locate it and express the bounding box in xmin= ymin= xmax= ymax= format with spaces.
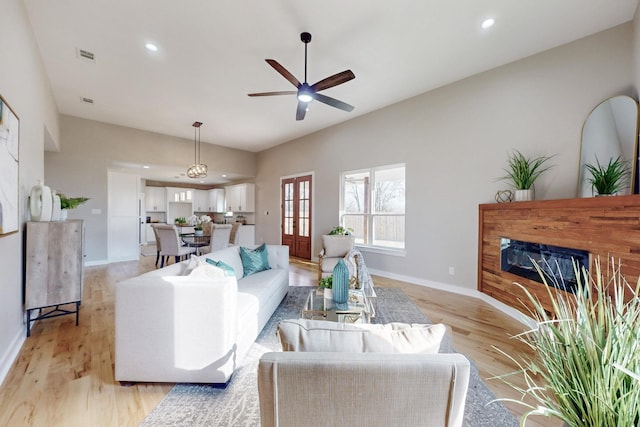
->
xmin=322 ymin=235 xmax=355 ymax=257
xmin=188 ymin=256 xmax=225 ymax=277
xmin=277 ymin=319 xmax=446 ymax=354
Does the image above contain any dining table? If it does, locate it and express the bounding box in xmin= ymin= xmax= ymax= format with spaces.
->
xmin=181 ymin=233 xmax=210 ymax=255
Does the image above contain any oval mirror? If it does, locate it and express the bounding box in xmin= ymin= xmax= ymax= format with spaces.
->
xmin=578 ymin=95 xmax=639 ymax=197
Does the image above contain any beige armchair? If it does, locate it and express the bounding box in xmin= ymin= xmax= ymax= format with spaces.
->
xmin=318 ymin=234 xmax=355 ymax=279
xmin=258 ymin=351 xmax=470 ymax=427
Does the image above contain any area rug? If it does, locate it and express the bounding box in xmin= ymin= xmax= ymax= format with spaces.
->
xmin=140 ymin=244 xmax=157 ymax=257
xmin=139 ymin=287 xmax=518 ymax=427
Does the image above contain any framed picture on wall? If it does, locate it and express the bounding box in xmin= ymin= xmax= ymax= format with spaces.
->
xmin=0 ymin=95 xmax=19 ymax=236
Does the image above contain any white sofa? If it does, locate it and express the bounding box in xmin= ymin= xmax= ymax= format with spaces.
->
xmin=115 ymin=244 xmax=289 ymax=384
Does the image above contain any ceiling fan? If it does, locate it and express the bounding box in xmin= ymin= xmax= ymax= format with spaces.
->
xmin=248 ymin=32 xmax=355 ymax=121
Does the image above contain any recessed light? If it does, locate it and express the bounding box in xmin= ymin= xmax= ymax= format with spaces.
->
xmin=142 ymin=165 xmax=150 ymax=169
xmin=222 ymin=174 xmax=227 ymax=178
xmin=145 ymin=43 xmax=159 ymax=52
xmin=481 ymin=18 xmax=495 ymax=29
xmin=199 ymin=180 xmax=204 ymax=184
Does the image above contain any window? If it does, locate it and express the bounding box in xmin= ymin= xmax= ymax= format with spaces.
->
xmin=341 ymin=164 xmax=405 ymax=250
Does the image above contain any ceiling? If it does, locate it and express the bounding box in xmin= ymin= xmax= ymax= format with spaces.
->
xmin=24 ymin=0 xmax=638 ymax=183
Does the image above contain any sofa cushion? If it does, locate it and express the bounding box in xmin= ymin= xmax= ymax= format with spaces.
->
xmin=205 ymin=258 xmax=236 ymax=277
xmin=240 ymin=243 xmax=271 ymax=276
xmin=277 ymin=319 xmax=446 ymax=354
xmin=203 ymin=246 xmax=245 ymax=279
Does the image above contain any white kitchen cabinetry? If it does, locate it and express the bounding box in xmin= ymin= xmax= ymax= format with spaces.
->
xmin=166 ymin=187 xmax=193 ymax=203
xmin=193 ymin=190 xmax=210 ymax=212
xmin=145 ymin=223 xmax=156 ymax=243
xmin=224 ymin=183 xmax=255 ymax=212
xmin=145 ymin=186 xmax=166 ymax=212
xmin=208 ymin=188 xmax=225 ymax=212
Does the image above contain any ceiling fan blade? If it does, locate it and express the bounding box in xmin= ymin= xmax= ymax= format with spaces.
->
xmin=296 ymin=101 xmax=307 ymax=121
xmin=311 ymin=70 xmax=355 ymax=92
xmin=314 ymin=93 xmax=355 ymax=112
xmin=266 ymin=59 xmax=301 ymax=88
xmin=248 ymin=91 xmax=297 ymax=97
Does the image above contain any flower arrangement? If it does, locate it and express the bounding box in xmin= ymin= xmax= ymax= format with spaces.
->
xmin=187 ymin=214 xmax=212 ymax=230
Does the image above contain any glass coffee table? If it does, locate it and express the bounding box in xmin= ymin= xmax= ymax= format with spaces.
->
xmin=301 ymin=287 xmax=376 ymax=324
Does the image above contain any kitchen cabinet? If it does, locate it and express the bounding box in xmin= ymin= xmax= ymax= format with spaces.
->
xmin=208 ymin=188 xmax=225 ymax=212
xmin=193 ymin=190 xmax=210 ymax=212
xmin=25 ymin=220 xmax=84 ymax=337
xmin=166 ymin=187 xmax=193 ymax=203
xmin=145 ymin=186 xmax=166 ymax=212
xmin=225 ymin=183 xmax=255 ymax=212
xmin=145 ymin=223 xmax=156 ymax=243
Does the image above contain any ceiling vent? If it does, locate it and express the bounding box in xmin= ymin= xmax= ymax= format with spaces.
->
xmin=76 ymin=48 xmax=95 ymax=62
xmin=81 ymin=97 xmax=94 ymax=104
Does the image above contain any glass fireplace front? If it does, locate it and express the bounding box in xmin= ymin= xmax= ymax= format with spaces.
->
xmin=500 ymin=238 xmax=589 ymax=294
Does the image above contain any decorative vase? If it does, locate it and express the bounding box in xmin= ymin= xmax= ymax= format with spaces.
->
xmin=51 ymin=191 xmax=61 ymax=221
xmin=29 ymin=180 xmax=53 ymax=222
xmin=514 ymin=188 xmax=534 ymax=201
xmin=332 ymin=259 xmax=349 ymax=304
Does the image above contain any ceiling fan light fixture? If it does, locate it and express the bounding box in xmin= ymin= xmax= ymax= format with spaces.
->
xmin=187 ymin=121 xmax=207 ymax=179
xmin=297 ymin=92 xmax=314 ymax=103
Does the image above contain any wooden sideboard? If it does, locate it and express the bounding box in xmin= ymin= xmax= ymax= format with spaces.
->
xmin=478 ymin=195 xmax=640 ymax=316
xmin=25 ymin=220 xmax=84 ymax=336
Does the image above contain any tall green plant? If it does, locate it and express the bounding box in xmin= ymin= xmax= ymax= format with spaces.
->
xmin=585 ymin=156 xmax=631 ymax=195
xmin=493 ymin=259 xmax=640 ymax=426
xmin=501 ymin=150 xmax=554 ymax=190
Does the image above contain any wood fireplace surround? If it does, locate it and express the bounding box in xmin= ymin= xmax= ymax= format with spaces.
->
xmin=478 ymin=195 xmax=640 ymax=316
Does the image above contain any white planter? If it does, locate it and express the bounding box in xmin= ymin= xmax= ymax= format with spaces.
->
xmin=323 ymin=288 xmax=333 ymax=300
xmin=194 ymin=229 xmax=203 ymax=236
xmin=59 ymin=209 xmax=68 ymax=221
xmin=514 ymin=189 xmax=534 ymax=201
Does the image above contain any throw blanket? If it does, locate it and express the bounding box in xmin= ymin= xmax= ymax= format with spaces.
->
xmin=344 ymin=249 xmax=373 ymax=290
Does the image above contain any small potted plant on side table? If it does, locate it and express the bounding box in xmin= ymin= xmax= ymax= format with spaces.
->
xmin=319 ymin=276 xmax=333 ymax=300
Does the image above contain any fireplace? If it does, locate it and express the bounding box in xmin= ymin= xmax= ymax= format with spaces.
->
xmin=500 ymin=238 xmax=589 ymax=294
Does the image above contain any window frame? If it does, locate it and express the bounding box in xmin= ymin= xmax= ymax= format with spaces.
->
xmin=339 ymin=163 xmax=406 ymax=255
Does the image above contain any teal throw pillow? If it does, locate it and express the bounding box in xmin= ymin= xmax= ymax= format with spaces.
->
xmin=239 ymin=243 xmax=271 ymax=276
xmin=205 ymin=258 xmax=236 ymax=277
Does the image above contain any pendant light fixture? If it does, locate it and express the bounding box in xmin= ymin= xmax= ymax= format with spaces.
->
xmin=187 ymin=121 xmax=207 ymax=178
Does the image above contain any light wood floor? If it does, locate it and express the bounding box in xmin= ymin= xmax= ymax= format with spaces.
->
xmin=0 ymin=254 xmax=561 ymax=427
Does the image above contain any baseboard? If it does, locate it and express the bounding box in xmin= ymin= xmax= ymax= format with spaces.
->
xmin=367 ymin=268 xmax=535 ymax=328
xmin=0 ymin=327 xmax=25 ymax=387
xmin=84 ymin=259 xmax=109 ymax=267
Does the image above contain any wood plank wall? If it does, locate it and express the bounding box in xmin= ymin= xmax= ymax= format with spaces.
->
xmin=478 ymin=195 xmax=640 ymax=316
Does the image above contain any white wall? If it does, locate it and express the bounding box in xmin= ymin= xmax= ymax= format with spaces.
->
xmin=0 ymin=0 xmax=60 ymax=384
xmin=256 ymin=23 xmax=634 ymax=291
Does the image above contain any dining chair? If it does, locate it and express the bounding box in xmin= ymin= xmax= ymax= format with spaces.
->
xmin=155 ymin=224 xmax=197 ymax=267
xmin=200 ymin=224 xmax=233 ymax=254
xmin=151 ymin=224 xmax=164 ymax=267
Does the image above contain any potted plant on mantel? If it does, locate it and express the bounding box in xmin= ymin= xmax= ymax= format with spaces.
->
xmin=494 ymin=259 xmax=640 ymax=426
xmin=58 ymin=194 xmax=89 ymax=220
xmin=585 ymin=155 xmax=631 ymax=196
xmin=500 ymin=150 xmax=554 ymax=201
